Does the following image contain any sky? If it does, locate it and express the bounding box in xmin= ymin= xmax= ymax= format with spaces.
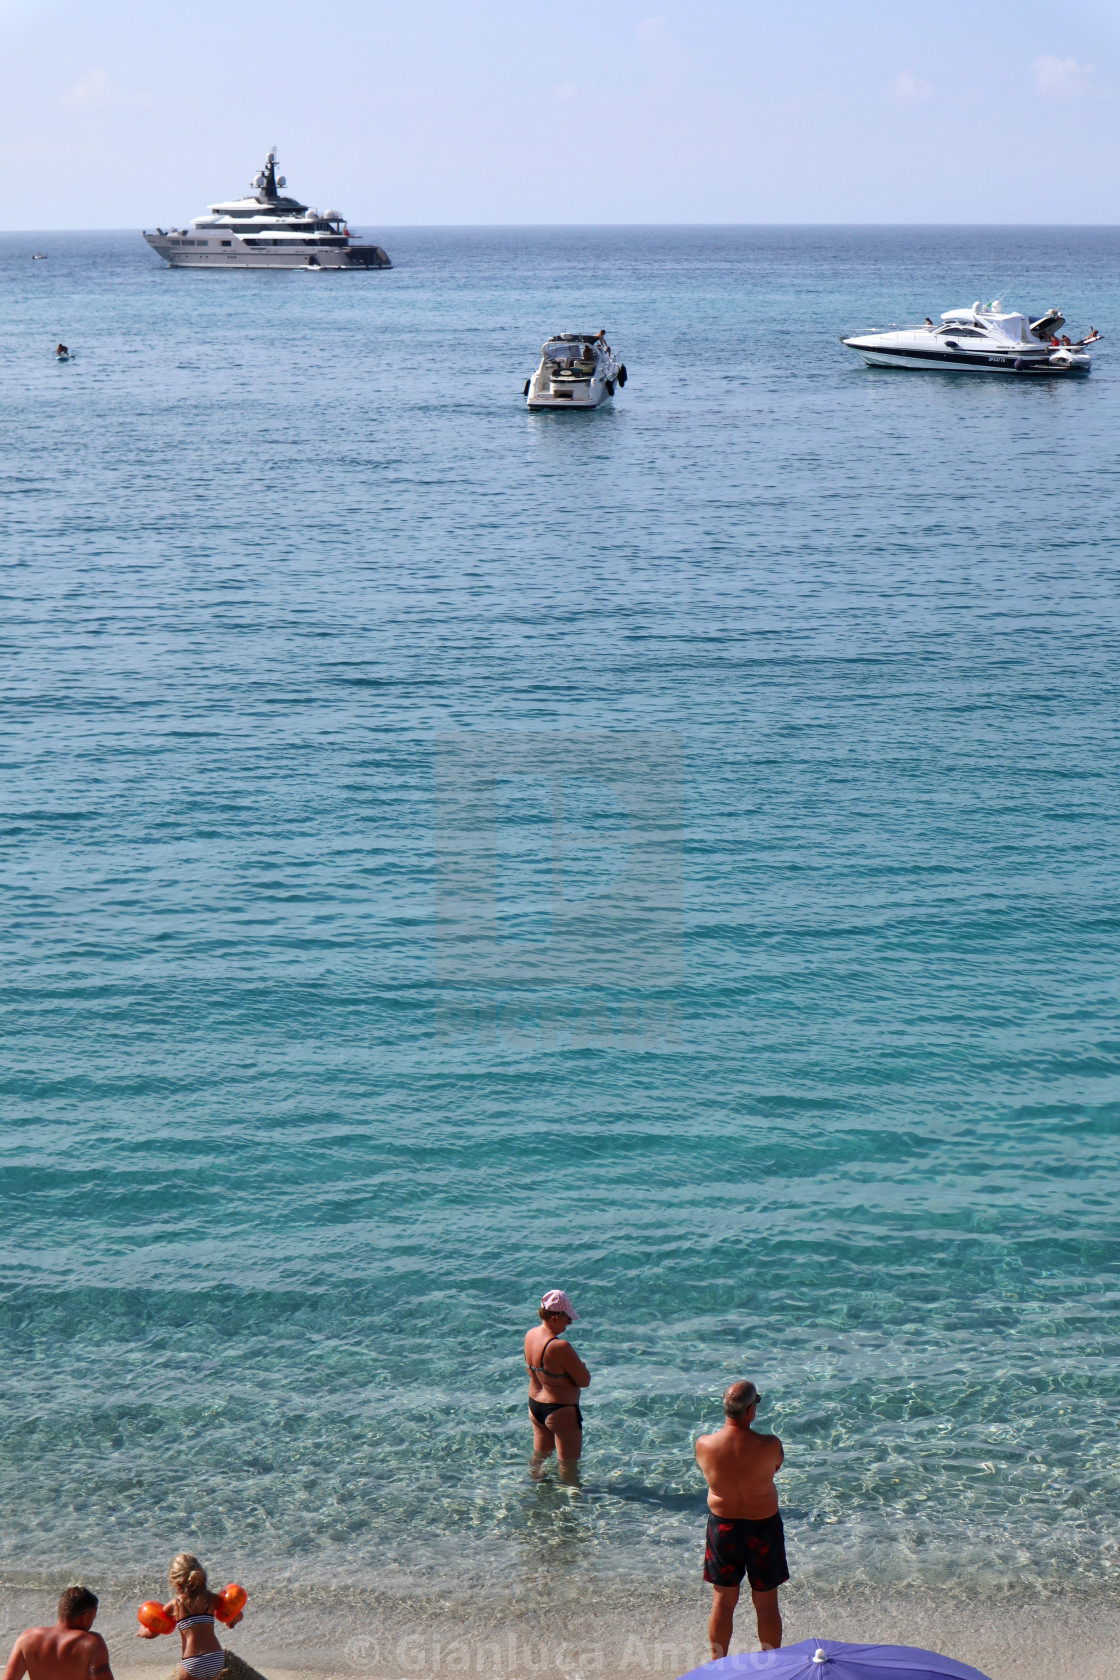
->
xmin=0 ymin=0 xmax=1118 ymax=227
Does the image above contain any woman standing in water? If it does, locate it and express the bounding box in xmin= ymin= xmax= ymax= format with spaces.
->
xmin=524 ymin=1289 xmax=590 ymax=1481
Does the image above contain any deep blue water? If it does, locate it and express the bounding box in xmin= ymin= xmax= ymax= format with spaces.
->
xmin=1 ymin=227 xmax=1118 ymax=1612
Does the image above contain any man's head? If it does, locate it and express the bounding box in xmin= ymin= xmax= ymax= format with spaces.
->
xmin=723 ymin=1380 xmax=759 ymax=1424
xmin=58 ymin=1587 xmax=98 ymax=1630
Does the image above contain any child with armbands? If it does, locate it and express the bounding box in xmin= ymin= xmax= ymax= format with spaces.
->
xmin=137 ymin=1554 xmax=247 ymax=1680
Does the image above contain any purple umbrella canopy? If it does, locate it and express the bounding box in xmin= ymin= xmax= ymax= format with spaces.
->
xmin=679 ymin=1639 xmax=995 ymax=1680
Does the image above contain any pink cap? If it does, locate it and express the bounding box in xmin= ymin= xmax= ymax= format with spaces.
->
xmin=541 ymin=1289 xmax=579 ymax=1322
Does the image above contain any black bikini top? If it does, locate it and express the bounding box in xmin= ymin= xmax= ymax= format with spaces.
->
xmin=527 ymin=1334 xmax=568 ymax=1381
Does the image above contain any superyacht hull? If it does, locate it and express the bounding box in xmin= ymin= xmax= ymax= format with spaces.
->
xmin=144 ymin=236 xmax=390 ymax=270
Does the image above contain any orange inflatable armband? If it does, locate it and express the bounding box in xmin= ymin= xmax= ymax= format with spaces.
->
xmin=215 ymin=1584 xmax=247 ymax=1624
xmin=138 ymin=1602 xmax=175 ymax=1635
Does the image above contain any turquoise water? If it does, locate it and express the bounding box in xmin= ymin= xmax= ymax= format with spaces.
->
xmin=2 ymin=228 xmax=1119 ymax=1614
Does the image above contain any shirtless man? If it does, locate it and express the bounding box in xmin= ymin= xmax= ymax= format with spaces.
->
xmin=695 ymin=1381 xmax=788 ymax=1655
xmin=3 ymin=1588 xmax=114 ymax=1680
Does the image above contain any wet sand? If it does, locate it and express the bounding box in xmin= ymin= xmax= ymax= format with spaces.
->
xmin=10 ymin=1584 xmax=1114 ymax=1680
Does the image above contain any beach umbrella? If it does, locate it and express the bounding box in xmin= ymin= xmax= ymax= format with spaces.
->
xmin=679 ymin=1638 xmax=994 ymax=1680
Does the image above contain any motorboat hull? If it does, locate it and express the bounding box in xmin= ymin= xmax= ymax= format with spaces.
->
xmin=843 ymin=301 xmax=1094 ymax=376
xmin=849 ymin=342 xmax=1090 ymax=376
xmin=525 ymin=334 xmax=624 ymax=409
xmin=527 ymin=386 xmax=614 ymax=410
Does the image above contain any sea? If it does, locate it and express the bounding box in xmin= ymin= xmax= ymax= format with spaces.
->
xmin=1 ymin=226 xmax=1118 ymax=1668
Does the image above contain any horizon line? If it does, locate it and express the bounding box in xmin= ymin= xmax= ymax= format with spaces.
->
xmin=3 ymin=220 xmax=1120 ymax=234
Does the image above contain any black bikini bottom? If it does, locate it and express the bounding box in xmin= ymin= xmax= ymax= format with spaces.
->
xmin=528 ymin=1397 xmax=583 ymax=1429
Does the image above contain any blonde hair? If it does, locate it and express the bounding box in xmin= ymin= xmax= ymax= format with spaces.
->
xmin=169 ymin=1553 xmax=208 ymax=1602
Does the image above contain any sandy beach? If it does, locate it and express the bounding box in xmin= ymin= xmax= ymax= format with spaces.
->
xmin=6 ymin=1583 xmax=1118 ymax=1680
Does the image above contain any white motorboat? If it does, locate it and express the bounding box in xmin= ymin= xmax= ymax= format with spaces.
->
xmin=525 ymin=333 xmax=626 ymax=409
xmin=843 ymin=301 xmax=1097 ymax=376
xmin=143 ymin=149 xmax=391 ymax=271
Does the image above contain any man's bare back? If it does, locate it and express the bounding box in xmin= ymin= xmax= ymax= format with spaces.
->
xmin=695 ymin=1382 xmax=788 ymax=1656
xmin=4 ymin=1591 xmax=113 ymax=1680
xmin=695 ymin=1413 xmax=783 ymax=1519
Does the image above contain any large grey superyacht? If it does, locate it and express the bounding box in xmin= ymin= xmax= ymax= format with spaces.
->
xmin=143 ymin=150 xmax=391 ymax=270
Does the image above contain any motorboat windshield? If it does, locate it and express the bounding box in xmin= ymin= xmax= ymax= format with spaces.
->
xmin=939 ymin=307 xmax=1033 ymax=343
xmin=543 ymin=338 xmax=598 ymax=361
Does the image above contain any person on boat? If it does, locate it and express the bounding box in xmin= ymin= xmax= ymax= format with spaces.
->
xmin=924 ymin=317 xmax=934 ymax=327
xmin=524 ymin=1289 xmax=589 ymax=1482
xmin=695 ymin=1381 xmax=788 ymax=1656
xmin=3 ymin=1587 xmax=114 ymax=1680
xmin=137 ymin=1554 xmax=242 ymax=1680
